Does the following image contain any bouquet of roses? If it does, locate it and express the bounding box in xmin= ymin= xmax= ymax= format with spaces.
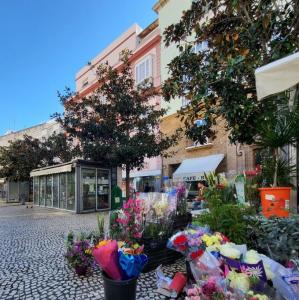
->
xmin=167 ymin=226 xmax=209 ymax=260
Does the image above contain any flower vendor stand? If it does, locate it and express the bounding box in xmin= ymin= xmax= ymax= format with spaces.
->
xmin=137 ymin=185 xmax=192 ymax=272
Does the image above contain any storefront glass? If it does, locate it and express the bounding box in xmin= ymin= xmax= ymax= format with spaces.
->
xmin=53 ymin=174 xmax=59 ymax=208
xmin=97 ymin=169 xmax=110 ymax=210
xmin=46 ymin=176 xmax=52 ymax=207
xmin=67 ymin=172 xmax=75 ymax=211
xmin=33 ymin=177 xmax=39 ymax=205
xmin=39 ymin=176 xmax=46 ymax=206
xmin=134 ymin=176 xmax=161 ymax=193
xmin=81 ymin=168 xmax=96 ymax=211
xmin=59 ymin=173 xmax=67 ymax=209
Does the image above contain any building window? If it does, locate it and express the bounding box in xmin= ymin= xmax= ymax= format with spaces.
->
xmin=181 ymin=96 xmax=191 ymax=107
xmin=82 ymin=78 xmax=89 ymax=88
xmin=186 ymin=119 xmax=211 ymax=149
xmin=193 ymin=41 xmax=208 ymax=54
xmin=135 ymin=55 xmax=153 ymax=84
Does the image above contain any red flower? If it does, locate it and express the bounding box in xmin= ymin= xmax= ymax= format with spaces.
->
xmin=216 ymin=184 xmax=225 ymax=190
xmin=220 ymin=233 xmax=230 ymax=243
xmin=190 ymin=249 xmax=204 ymax=260
xmin=173 ymin=235 xmax=187 ymax=245
xmin=178 ymin=245 xmax=188 ymax=251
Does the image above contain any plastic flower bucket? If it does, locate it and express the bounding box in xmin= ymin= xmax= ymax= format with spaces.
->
xmin=259 ymin=187 xmax=291 ymax=218
xmin=102 ymin=272 xmax=137 ymax=300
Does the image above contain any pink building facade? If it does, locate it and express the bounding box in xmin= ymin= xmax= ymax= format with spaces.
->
xmin=75 ymin=21 xmax=162 ymax=193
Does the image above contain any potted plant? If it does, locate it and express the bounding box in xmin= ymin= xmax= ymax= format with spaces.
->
xmin=65 ymin=232 xmax=93 ymax=276
xmin=255 ymin=104 xmax=299 ymax=217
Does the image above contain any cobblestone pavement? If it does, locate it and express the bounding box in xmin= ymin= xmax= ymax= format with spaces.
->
xmin=0 ymin=205 xmax=184 ymax=300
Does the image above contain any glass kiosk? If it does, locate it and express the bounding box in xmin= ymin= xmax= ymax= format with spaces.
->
xmin=31 ymin=160 xmax=117 ymax=213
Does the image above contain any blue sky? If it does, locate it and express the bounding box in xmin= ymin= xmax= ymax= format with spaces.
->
xmin=0 ymin=0 xmax=157 ymax=135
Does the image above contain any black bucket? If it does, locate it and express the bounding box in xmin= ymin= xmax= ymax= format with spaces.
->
xmin=102 ymin=272 xmax=138 ymax=300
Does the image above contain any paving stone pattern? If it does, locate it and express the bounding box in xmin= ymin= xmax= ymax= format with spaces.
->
xmin=0 ymin=206 xmax=184 ymax=300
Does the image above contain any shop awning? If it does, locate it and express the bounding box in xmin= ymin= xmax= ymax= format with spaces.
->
xmin=122 ymin=169 xmax=161 ymax=179
xmin=30 ymin=164 xmax=73 ymax=177
xmin=173 ymin=154 xmax=224 ymax=182
xmin=255 ymin=52 xmax=299 ymax=100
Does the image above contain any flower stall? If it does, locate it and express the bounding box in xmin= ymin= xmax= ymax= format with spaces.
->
xmin=158 ymin=225 xmax=299 ymax=299
xmin=108 ymin=182 xmax=192 ymax=272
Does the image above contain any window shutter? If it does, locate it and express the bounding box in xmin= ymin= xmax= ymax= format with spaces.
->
xmin=135 ymin=55 xmax=153 ymax=84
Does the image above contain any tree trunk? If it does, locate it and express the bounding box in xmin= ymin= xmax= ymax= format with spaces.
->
xmin=273 ymin=148 xmax=279 ymax=187
xmin=125 ymin=165 xmax=130 ymax=199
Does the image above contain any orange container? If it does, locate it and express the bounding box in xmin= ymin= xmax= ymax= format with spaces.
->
xmin=259 ymin=187 xmax=291 ymax=218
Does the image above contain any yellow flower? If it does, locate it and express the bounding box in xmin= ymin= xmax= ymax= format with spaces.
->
xmin=202 ymin=234 xmax=221 ymax=247
xmin=96 ymin=240 xmax=111 ymax=248
xmin=85 ymin=249 xmax=92 ymax=255
xmin=118 ymin=241 xmax=125 ymax=248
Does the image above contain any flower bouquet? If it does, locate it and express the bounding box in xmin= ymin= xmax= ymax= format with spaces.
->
xmin=116 ymin=198 xmax=144 ymax=241
xmin=214 ymin=244 xmax=275 ymax=296
xmin=65 ymin=232 xmax=93 ymax=276
xmin=92 ymin=239 xmax=148 ymax=300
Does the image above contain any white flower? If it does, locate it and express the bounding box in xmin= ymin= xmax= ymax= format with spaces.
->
xmin=219 ymin=243 xmax=241 ymax=259
xmin=228 ymin=270 xmax=250 ymax=293
xmin=244 ymin=250 xmax=274 ymax=280
xmin=242 ymin=265 xmax=263 ymax=279
xmin=244 ymin=250 xmax=260 ymax=264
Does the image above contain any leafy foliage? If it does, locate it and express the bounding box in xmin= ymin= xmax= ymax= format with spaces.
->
xmin=0 ymin=132 xmax=75 ymax=182
xmin=42 ymin=132 xmax=77 ymax=164
xmin=254 ymin=105 xmax=299 ymax=186
xmin=163 ymin=0 xmax=299 ymax=145
xmin=193 ymin=181 xmax=254 ymax=244
xmin=246 ymin=215 xmax=299 ymax=263
xmin=193 ymin=204 xmax=254 ymax=244
xmin=55 ymin=51 xmax=179 ymax=197
xmin=0 ymin=135 xmax=47 ymax=181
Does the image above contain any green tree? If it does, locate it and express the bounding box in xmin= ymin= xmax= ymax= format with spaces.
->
xmin=55 ymin=51 xmax=179 ymax=197
xmin=163 ymin=0 xmax=299 ymax=145
xmin=0 ymin=132 xmax=76 ymax=182
xmin=42 ymin=131 xmax=77 ymax=165
xmin=0 ymin=135 xmax=47 ymax=181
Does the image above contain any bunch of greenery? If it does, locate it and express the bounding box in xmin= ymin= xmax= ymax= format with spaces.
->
xmin=254 ymin=101 xmax=299 ymax=187
xmin=204 ymin=172 xmax=237 ymax=207
xmin=194 ymin=177 xmax=255 ymax=244
xmin=143 ymin=220 xmax=173 ymax=241
xmin=244 ymin=175 xmax=260 ymax=213
xmin=97 ymin=213 xmax=105 ymax=237
xmin=193 ymin=203 xmax=254 ymax=244
xmin=109 ymin=211 xmax=122 ymax=240
xmin=246 ymin=215 xmax=299 ymax=263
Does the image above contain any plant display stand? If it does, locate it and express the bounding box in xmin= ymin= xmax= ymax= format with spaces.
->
xmin=141 ymin=238 xmax=182 ymax=273
xmin=141 ymin=212 xmax=192 ymax=273
xmin=173 ymin=213 xmax=192 ymax=232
